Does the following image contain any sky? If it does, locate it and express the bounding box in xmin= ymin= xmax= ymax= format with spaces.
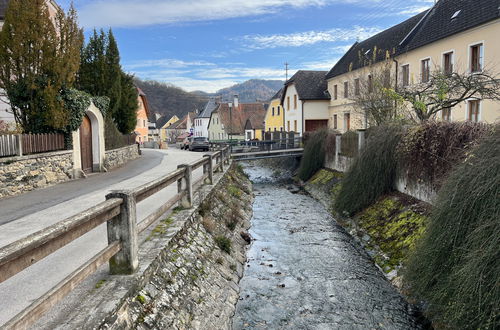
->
xmin=58 ymin=0 xmax=435 ymax=93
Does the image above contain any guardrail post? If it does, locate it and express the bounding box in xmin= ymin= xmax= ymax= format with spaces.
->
xmin=105 ymin=190 xmax=138 ymax=274
xmin=177 ymin=164 xmax=193 ymax=208
xmin=219 ymin=152 xmax=225 ymax=172
xmin=357 ymin=129 xmax=366 ymax=151
xmin=335 ymin=134 xmax=342 ymax=167
xmin=224 ymin=147 xmax=230 ymax=165
xmin=203 ymin=154 xmax=214 ymax=184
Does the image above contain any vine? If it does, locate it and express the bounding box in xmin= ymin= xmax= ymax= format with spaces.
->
xmin=92 ymin=96 xmax=110 ymax=117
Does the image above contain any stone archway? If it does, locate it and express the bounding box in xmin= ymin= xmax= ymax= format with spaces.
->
xmin=72 ymin=103 xmax=105 ymax=178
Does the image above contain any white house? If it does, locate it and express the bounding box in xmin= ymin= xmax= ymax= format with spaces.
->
xmin=194 ymin=98 xmax=219 ymax=138
xmin=281 ymin=71 xmax=331 ymax=135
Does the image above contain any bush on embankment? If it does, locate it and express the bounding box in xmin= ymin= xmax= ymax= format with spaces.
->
xmin=333 ymin=125 xmax=403 ymax=216
xmin=297 ymin=129 xmax=337 ymax=181
xmin=404 ymin=127 xmax=500 ymax=329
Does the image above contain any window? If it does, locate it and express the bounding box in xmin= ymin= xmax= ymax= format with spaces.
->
xmin=442 ymin=108 xmax=451 ymax=122
xmin=334 ymin=84 xmax=338 ymax=100
xmin=293 ymin=95 xmax=297 ymax=109
xmin=354 ymin=78 xmax=360 ymax=96
xmin=272 ymin=107 xmax=275 ymax=116
xmin=344 ymin=113 xmax=350 ymax=131
xmin=368 ymin=75 xmax=373 ymax=93
xmin=402 ymin=64 xmax=410 ymax=87
xmin=421 ymin=58 xmax=430 ymax=83
xmin=277 ymin=107 xmax=280 ymax=116
xmin=344 ymin=81 xmax=349 ymax=98
xmin=443 ymin=51 xmax=454 ymax=75
xmin=468 ymin=100 xmax=480 ymax=122
xmin=333 ymin=114 xmax=338 ymax=129
xmin=294 ymin=120 xmax=297 ymax=132
xmin=268 ymin=127 xmax=271 ymax=132
xmin=287 ymin=96 xmax=290 ymax=110
xmin=280 ymin=127 xmax=283 ymax=132
xmin=287 ymin=121 xmax=290 ymax=131
xmin=274 ymin=127 xmax=277 ymax=132
xmin=470 ymin=43 xmax=483 ymax=73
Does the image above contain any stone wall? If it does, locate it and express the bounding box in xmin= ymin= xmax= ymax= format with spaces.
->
xmin=0 ymin=151 xmax=73 ymax=199
xmin=104 ymin=144 xmax=140 ymax=171
xmin=36 ymin=164 xmax=254 ymax=330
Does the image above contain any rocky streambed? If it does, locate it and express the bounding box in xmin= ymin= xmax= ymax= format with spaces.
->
xmin=232 ymin=163 xmax=423 ymax=329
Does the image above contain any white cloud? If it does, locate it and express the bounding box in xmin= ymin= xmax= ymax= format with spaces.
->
xmin=125 ymin=58 xmax=215 ymax=70
xmin=241 ymin=26 xmax=382 ymax=49
xmin=76 ymin=0 xmax=383 ymax=28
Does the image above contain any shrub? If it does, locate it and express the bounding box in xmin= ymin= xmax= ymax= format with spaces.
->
xmin=297 ymin=129 xmax=329 ymax=181
xmin=404 ymin=127 xmax=499 ymax=329
xmin=214 ymin=236 xmax=231 ymax=254
xmin=334 ymin=125 xmax=403 ymax=216
xmin=105 ymin=116 xmax=136 ymax=150
xmin=398 ymin=121 xmax=490 ymax=188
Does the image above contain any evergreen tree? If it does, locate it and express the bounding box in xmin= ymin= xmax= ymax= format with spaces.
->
xmin=116 ymin=73 xmax=138 ymax=134
xmin=77 ymin=29 xmax=107 ymax=96
xmin=105 ymin=30 xmax=122 ymax=117
xmin=0 ymin=0 xmax=83 ymax=132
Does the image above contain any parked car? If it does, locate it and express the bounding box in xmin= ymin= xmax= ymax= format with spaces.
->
xmin=178 ymin=137 xmax=190 ymax=150
xmin=188 ymin=137 xmax=210 ymax=152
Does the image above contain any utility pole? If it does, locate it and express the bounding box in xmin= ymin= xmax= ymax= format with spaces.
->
xmin=285 ymin=62 xmax=289 ymax=81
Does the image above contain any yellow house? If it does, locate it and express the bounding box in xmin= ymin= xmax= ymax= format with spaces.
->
xmin=264 ymin=88 xmax=284 ymax=133
xmin=156 ymin=115 xmax=179 ymax=142
xmin=326 ymin=0 xmax=500 ymax=132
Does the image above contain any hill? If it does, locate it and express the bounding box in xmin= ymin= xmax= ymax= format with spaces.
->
xmin=134 ymin=79 xmax=208 ymax=121
xmin=217 ymin=79 xmax=284 ymax=103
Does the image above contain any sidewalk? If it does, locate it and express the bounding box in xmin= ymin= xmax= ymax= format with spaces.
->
xmin=0 ymin=147 xmax=209 ymax=326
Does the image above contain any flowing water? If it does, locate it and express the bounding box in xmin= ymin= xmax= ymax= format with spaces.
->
xmin=232 ymin=163 xmax=422 ymax=329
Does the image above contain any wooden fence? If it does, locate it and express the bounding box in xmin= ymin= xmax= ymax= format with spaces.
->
xmin=0 ymin=133 xmax=65 ymax=158
xmin=0 ymin=146 xmax=231 ymax=329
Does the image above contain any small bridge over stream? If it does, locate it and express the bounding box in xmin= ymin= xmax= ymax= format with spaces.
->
xmin=211 ymin=138 xmax=304 ymax=161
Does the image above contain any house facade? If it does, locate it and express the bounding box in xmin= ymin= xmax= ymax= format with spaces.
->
xmin=264 ymin=88 xmax=284 ymax=132
xmin=165 ymin=112 xmax=195 ymax=143
xmin=281 ymin=71 xmax=330 ymax=135
xmin=156 ymin=115 xmax=179 ymax=142
xmin=194 ymin=98 xmax=218 ymax=138
xmin=134 ymin=88 xmax=150 ymax=143
xmin=326 ymin=0 xmax=500 ymax=132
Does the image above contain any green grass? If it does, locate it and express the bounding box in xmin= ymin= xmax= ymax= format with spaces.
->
xmin=214 ymin=236 xmax=232 ymax=254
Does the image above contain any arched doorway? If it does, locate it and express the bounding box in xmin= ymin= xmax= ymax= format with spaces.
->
xmin=80 ymin=114 xmax=93 ymax=173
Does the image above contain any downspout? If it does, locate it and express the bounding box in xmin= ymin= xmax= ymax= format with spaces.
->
xmin=393 ymin=58 xmax=399 ymax=123
xmin=301 ymin=100 xmax=305 ymax=136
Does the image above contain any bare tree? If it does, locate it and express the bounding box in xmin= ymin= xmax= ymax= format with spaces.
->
xmin=390 ymin=69 xmax=500 ymax=122
xmin=349 ymin=62 xmax=409 ymax=126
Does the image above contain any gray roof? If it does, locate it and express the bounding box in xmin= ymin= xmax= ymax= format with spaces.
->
xmin=270 ymin=87 xmax=284 ymax=101
xmin=197 ymin=98 xmax=218 ymax=118
xmin=326 ymin=11 xmax=428 ymax=80
xmin=403 ymin=0 xmax=500 ymax=52
xmin=0 ymin=0 xmax=8 ymax=20
xmin=283 ymin=71 xmax=330 ymax=101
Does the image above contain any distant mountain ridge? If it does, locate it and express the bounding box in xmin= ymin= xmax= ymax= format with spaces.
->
xmin=216 ymin=79 xmax=284 ymax=103
xmin=134 ymin=78 xmax=284 ymax=122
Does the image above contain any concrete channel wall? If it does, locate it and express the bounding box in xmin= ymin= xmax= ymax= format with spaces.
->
xmin=36 ymin=163 xmax=254 ymax=329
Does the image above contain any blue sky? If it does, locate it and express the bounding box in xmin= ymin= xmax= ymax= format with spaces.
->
xmin=59 ymin=0 xmax=434 ymax=92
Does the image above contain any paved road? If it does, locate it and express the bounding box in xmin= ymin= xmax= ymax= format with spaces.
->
xmin=0 ymin=147 xmax=211 ymax=326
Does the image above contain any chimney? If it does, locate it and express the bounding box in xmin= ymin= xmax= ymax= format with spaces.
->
xmin=215 ymin=96 xmax=221 ymax=104
xmin=233 ymin=94 xmax=239 ymax=108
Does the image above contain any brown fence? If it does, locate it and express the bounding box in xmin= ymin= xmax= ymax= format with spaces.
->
xmin=0 ymin=133 xmax=65 ymax=158
xmin=0 ymin=146 xmax=231 ymax=329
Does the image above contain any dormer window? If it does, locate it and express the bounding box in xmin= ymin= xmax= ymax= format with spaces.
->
xmin=451 ymin=10 xmax=461 ymax=20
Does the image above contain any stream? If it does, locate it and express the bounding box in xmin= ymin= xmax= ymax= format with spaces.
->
xmin=232 ymin=163 xmax=422 ymax=329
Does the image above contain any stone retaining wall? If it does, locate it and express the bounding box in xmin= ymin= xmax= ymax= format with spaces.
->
xmin=0 ymin=151 xmax=73 ymax=199
xmin=104 ymin=144 xmax=140 ymax=171
xmin=35 ymin=164 xmax=254 ymax=330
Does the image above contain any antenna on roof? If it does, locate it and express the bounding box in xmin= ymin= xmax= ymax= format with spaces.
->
xmin=285 ymin=62 xmax=289 ymax=81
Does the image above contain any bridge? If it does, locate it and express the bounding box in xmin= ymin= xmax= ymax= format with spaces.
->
xmin=211 ymin=138 xmax=304 ymax=161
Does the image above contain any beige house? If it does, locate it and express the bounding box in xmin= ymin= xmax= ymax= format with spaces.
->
xmin=281 ymin=71 xmax=330 ymax=135
xmin=165 ymin=112 xmax=195 ymax=143
xmin=156 ymin=115 xmax=179 ymax=142
xmin=326 ymin=0 xmax=500 ymax=132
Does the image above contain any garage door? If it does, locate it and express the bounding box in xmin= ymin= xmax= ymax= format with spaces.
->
xmin=305 ymin=120 xmax=328 ymax=132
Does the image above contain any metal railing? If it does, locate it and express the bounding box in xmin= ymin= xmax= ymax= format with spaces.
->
xmin=0 ymin=146 xmax=231 ymax=329
xmin=211 ymin=137 xmax=303 ymax=154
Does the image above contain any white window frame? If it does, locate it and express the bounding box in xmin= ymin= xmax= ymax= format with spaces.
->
xmin=420 ymin=57 xmax=432 ymax=83
xmin=343 ymin=81 xmax=349 ymax=98
xmin=468 ymin=41 xmax=485 ymax=74
xmin=441 ymin=49 xmax=455 ymax=74
xmin=465 ymin=99 xmax=482 ymax=122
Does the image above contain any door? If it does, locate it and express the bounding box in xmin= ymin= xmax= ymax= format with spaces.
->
xmin=305 ymin=119 xmax=328 ymax=132
xmin=80 ymin=115 xmax=93 ymax=173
